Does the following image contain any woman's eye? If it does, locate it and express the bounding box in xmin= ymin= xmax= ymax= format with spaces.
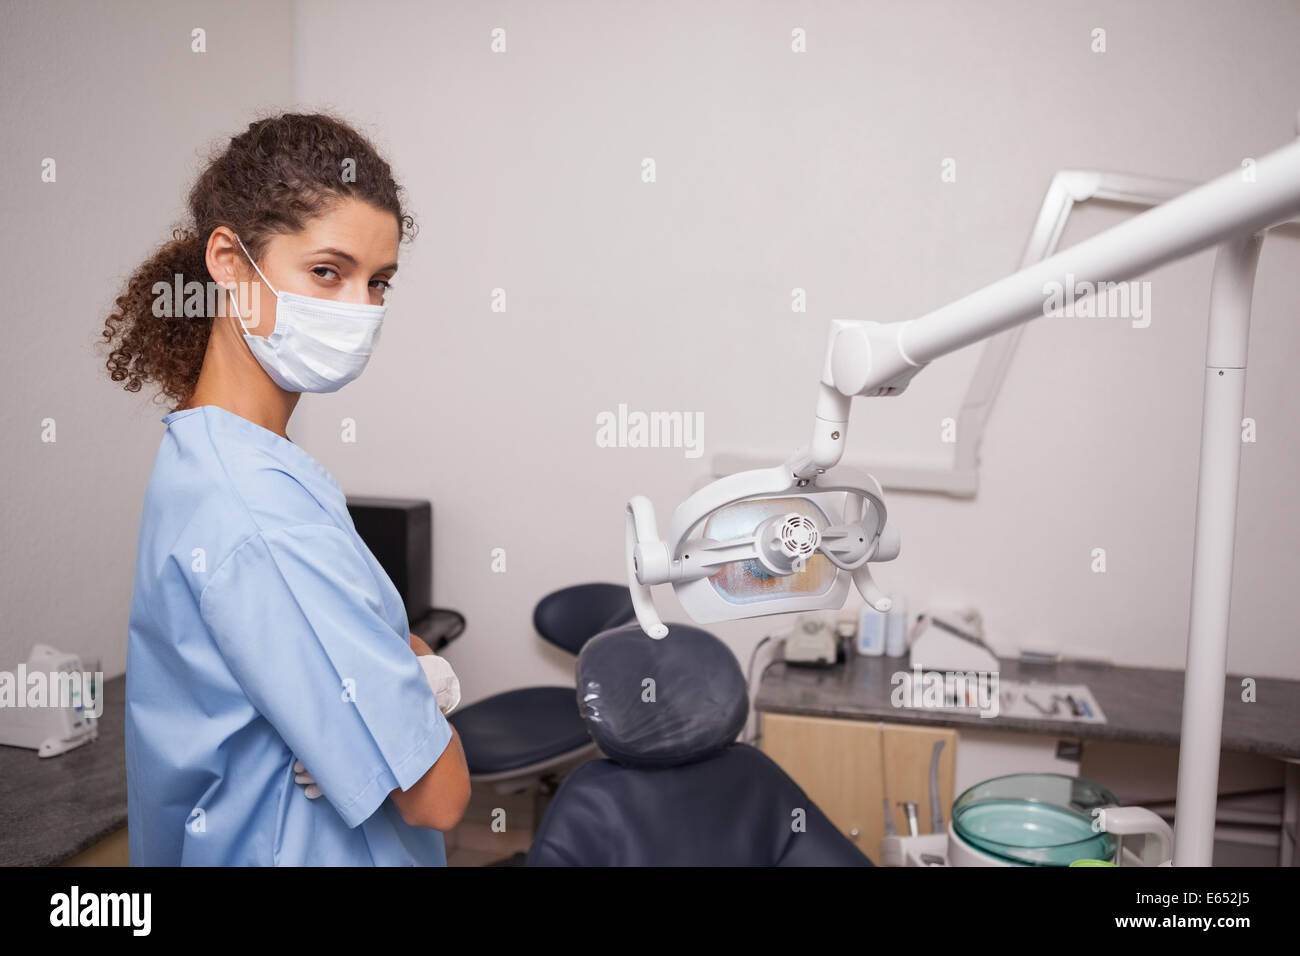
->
xmin=370 ymin=278 xmax=393 ymax=291
xmin=312 ymin=266 xmax=339 ymax=280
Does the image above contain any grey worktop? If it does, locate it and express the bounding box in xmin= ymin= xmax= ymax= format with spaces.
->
xmin=3 ymin=654 xmax=1297 ymax=866
xmin=754 ymin=653 xmax=1300 ymax=760
xmin=0 ymin=674 xmax=127 ymax=866
xmin=0 ymin=613 xmax=464 ymax=867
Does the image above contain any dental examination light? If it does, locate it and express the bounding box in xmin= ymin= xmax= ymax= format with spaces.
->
xmin=625 ymin=129 xmax=1300 ymax=866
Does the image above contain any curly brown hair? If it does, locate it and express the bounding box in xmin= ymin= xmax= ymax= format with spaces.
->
xmin=100 ymin=112 xmax=415 ymax=408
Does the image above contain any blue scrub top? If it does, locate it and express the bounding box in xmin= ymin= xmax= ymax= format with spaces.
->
xmin=125 ymin=404 xmax=454 ymax=865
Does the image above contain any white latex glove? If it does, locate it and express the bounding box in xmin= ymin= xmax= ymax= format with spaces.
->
xmin=418 ymin=653 xmax=461 ymax=716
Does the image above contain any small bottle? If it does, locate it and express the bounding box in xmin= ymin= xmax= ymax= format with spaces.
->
xmin=857 ymin=604 xmax=887 ymax=656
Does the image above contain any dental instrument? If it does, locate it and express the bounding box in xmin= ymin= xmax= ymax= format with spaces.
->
xmin=929 ymin=739 xmax=945 ymax=833
xmin=624 ymin=127 xmax=1300 ymax=865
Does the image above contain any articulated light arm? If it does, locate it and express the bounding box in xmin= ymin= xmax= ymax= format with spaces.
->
xmin=627 ymin=132 xmax=1300 ymax=867
xmin=632 ymin=138 xmax=1300 ymax=635
xmin=788 ymin=137 xmax=1300 ymax=479
xmin=779 ymin=134 xmax=1300 ymax=868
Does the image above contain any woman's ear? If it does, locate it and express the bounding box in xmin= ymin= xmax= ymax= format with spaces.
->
xmin=205 ymin=226 xmax=243 ymax=288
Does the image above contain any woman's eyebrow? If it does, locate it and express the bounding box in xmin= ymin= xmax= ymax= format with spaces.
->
xmin=308 ymin=247 xmax=399 ymax=272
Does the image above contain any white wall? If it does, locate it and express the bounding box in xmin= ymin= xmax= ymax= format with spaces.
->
xmin=4 ymin=1 xmax=1297 ymax=698
xmin=290 ymin=0 xmax=1300 ymax=703
xmin=0 ymin=0 xmax=294 ymax=676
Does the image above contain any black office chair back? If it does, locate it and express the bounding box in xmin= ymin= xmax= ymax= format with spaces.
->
xmin=532 ymin=582 xmax=635 ymax=656
xmin=526 ymin=623 xmax=873 ymax=866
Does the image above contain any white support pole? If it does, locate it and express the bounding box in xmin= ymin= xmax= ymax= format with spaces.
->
xmin=1172 ymin=233 xmax=1263 ymax=866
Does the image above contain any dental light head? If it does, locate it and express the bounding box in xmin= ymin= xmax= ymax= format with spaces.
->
xmin=625 ymin=457 xmax=901 ymax=639
xmin=625 ymin=134 xmax=1300 ymax=643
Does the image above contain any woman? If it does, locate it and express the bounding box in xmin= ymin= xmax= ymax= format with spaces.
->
xmin=102 ymin=113 xmax=470 ymax=865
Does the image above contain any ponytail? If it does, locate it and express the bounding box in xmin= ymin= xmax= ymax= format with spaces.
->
xmin=101 ymin=228 xmax=213 ymax=407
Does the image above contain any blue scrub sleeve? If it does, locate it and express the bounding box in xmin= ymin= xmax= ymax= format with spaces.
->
xmin=198 ymin=524 xmax=453 ymax=828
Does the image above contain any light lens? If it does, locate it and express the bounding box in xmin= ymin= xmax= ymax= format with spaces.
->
xmin=702 ymin=497 xmax=837 ymax=604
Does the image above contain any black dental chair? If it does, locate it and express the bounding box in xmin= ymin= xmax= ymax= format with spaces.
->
xmin=526 ymin=622 xmax=873 ymax=866
xmin=447 ymin=582 xmax=637 ymax=839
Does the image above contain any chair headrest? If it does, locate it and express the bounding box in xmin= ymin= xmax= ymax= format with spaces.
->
xmin=534 ymin=583 xmax=635 ymax=656
xmin=576 ymin=622 xmax=748 ymax=769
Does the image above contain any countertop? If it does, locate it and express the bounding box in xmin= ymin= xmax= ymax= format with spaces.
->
xmin=5 ymin=652 xmax=1298 ymax=866
xmin=0 ymin=674 xmax=127 ymax=866
xmin=754 ymin=652 xmax=1300 ymax=760
xmin=1 ymin=616 xmax=465 ymax=867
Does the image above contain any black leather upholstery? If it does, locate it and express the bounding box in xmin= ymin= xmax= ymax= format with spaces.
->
xmin=527 ymin=742 xmax=871 ymax=866
xmin=448 ymin=583 xmax=636 ymax=776
xmin=448 ymin=687 xmax=594 ymax=775
xmin=533 ymin=583 xmax=636 ymax=656
xmin=526 ymin=622 xmax=873 ymax=866
xmin=577 ymin=622 xmax=748 ymax=767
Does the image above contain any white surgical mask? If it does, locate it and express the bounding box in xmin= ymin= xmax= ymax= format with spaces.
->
xmin=226 ymin=234 xmax=386 ymax=393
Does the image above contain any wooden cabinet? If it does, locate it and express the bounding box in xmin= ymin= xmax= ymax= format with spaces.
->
xmin=759 ymin=713 xmax=884 ymax=851
xmin=760 ymin=713 xmax=955 ymax=857
xmin=879 ymin=723 xmax=956 ymax=837
xmin=61 ymin=826 xmax=129 ymax=866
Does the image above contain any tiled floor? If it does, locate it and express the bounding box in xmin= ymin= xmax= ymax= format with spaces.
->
xmin=445 ymin=785 xmax=538 ymax=866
